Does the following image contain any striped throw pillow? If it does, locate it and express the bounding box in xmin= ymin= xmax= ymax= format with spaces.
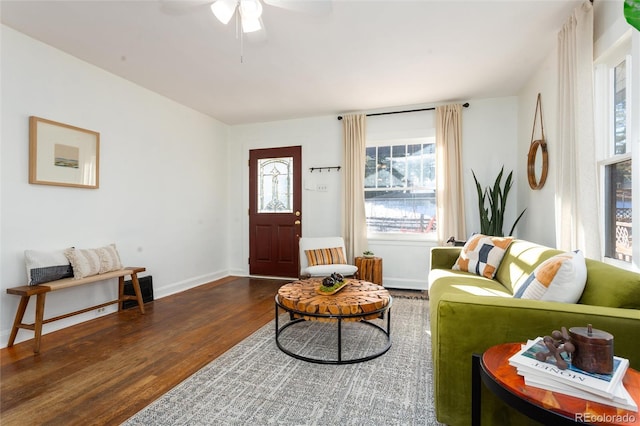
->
xmin=305 ymin=247 xmax=347 ymax=266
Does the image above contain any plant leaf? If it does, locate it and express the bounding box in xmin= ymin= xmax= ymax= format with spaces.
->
xmin=625 ymin=0 xmax=640 ymax=32
xmin=508 ymin=208 xmax=527 ymax=237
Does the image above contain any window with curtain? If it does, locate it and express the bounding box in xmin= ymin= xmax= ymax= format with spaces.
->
xmin=364 ymin=137 xmax=436 ymax=237
xmin=596 ymin=39 xmax=634 ymax=265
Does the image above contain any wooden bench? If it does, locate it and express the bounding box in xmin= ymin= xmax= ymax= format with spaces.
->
xmin=6 ymin=267 xmax=146 ymax=354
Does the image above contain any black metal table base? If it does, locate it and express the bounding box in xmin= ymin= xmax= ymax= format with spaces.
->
xmin=275 ymin=296 xmax=392 ymax=365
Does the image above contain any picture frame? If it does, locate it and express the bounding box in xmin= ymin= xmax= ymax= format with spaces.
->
xmin=29 ymin=116 xmax=100 ymax=189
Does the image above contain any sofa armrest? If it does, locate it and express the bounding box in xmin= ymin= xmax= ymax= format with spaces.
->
xmin=430 ymin=247 xmax=461 ymax=270
xmin=430 ymin=293 xmax=640 ymax=425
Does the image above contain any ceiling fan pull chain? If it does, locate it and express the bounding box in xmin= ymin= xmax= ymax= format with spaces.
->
xmin=235 ymin=9 xmax=244 ymax=63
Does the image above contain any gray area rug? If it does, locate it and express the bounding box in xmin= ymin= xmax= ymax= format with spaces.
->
xmin=124 ymin=297 xmax=442 ymax=425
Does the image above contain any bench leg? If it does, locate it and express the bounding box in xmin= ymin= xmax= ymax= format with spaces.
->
xmin=7 ymin=295 xmax=31 ymax=347
xmin=130 ymin=273 xmax=145 ymax=314
xmin=118 ymin=276 xmax=125 ymax=312
xmin=33 ymin=293 xmax=46 ymax=354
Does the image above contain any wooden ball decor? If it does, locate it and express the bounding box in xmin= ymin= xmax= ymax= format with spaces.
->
xmin=534 ymin=327 xmax=575 ymax=369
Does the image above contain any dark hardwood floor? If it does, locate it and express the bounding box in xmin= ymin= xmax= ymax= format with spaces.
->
xmin=0 ymin=276 xmax=288 ymax=426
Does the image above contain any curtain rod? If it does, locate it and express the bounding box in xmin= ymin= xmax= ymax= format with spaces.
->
xmin=337 ymin=102 xmax=470 ymax=120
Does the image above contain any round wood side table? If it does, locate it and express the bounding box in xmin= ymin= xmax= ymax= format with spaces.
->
xmin=472 ymin=342 xmax=640 ymax=425
xmin=355 ymin=256 xmax=383 ymax=285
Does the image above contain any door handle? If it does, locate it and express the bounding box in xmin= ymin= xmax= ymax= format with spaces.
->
xmin=294 ymin=220 xmax=301 ymax=225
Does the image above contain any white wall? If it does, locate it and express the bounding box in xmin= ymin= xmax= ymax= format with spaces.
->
xmin=228 ymin=98 xmax=519 ymax=289
xmin=227 ymin=115 xmax=343 ymax=277
xmin=1 ymin=26 xmax=229 ymax=345
xmin=517 ymin=50 xmax=558 ymax=248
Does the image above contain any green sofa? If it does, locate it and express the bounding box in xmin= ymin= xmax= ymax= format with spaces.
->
xmin=428 ymin=239 xmax=640 ymax=426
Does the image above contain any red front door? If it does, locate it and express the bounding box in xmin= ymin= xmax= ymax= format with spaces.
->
xmin=249 ymin=146 xmax=302 ymax=277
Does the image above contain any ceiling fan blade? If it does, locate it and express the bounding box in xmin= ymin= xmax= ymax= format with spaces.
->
xmin=158 ymin=0 xmax=214 ymax=16
xmin=262 ymin=0 xmax=332 ymax=15
xmin=212 ymin=0 xmax=238 ymax=24
xmin=245 ymin=22 xmax=268 ymax=44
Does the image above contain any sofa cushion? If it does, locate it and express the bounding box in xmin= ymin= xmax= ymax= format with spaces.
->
xmin=579 ymin=259 xmax=640 ymax=309
xmin=428 ymin=269 xmax=513 ymax=302
xmin=304 ymin=264 xmax=359 ymax=277
xmin=494 ymin=240 xmax=564 ymax=294
xmin=513 ymin=251 xmax=587 ymax=303
xmin=452 ymin=234 xmax=513 ymax=279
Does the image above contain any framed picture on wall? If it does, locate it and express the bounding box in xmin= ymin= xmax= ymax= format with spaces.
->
xmin=29 ymin=116 xmax=100 ymax=189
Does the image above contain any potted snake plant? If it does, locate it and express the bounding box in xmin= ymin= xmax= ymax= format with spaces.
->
xmin=472 ymin=167 xmax=526 ymax=237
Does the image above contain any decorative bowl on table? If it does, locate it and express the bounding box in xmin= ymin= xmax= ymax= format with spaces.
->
xmin=316 ymin=273 xmax=348 ymax=295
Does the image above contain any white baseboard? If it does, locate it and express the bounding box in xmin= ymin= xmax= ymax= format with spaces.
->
xmin=153 ymin=270 xmax=228 ymax=299
xmin=382 ymin=277 xmax=428 ymax=291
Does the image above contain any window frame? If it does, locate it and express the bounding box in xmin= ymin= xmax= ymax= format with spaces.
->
xmin=365 ymin=136 xmax=438 ymax=242
xmin=594 ymin=34 xmax=637 ymax=270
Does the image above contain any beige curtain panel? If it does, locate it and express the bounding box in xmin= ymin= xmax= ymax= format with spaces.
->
xmin=341 ymin=114 xmax=368 ymax=263
xmin=555 ymin=1 xmax=601 ymax=259
xmin=436 ymin=104 xmax=466 ymax=245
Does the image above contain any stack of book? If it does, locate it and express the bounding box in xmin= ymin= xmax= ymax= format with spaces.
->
xmin=508 ymin=337 xmax=638 ymax=412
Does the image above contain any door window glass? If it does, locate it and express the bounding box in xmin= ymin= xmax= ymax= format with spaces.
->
xmin=258 ymin=157 xmax=293 ymax=213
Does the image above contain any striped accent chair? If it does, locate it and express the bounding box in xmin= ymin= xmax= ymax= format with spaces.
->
xmin=299 ymin=237 xmax=358 ymax=278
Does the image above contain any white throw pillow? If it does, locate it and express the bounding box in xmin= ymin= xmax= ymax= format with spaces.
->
xmin=514 ymin=250 xmax=587 ymax=303
xmin=65 ymin=244 xmax=123 ymax=279
xmin=24 ymin=249 xmax=73 ymax=285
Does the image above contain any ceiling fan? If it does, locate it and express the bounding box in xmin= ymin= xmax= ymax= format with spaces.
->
xmin=161 ymin=0 xmax=331 ymax=60
xmin=213 ymin=0 xmax=332 ymax=34
xmin=211 ymin=0 xmax=265 ymax=34
xmin=162 ymin=0 xmax=332 ymax=35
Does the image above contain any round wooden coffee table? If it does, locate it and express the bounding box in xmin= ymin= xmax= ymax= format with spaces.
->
xmin=275 ymin=278 xmax=392 ymax=364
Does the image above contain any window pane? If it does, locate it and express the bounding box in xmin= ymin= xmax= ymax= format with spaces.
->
xmin=407 ymin=144 xmax=423 ymax=187
xmin=257 ymin=157 xmax=293 ymax=213
xmin=391 ymin=145 xmax=407 ymax=188
xmin=377 ymin=146 xmax=391 ymax=188
xmin=365 ymin=147 xmax=377 ymax=189
xmin=422 ymin=143 xmax=436 ymax=186
xmin=365 ymin=141 xmax=436 ymax=234
xmin=604 ymin=159 xmax=632 ymax=263
xmin=365 ymin=190 xmax=436 ymax=233
xmin=614 ymin=59 xmax=627 ymax=155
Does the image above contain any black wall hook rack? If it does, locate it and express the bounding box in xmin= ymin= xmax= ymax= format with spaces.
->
xmin=309 ymin=166 xmax=341 ymax=173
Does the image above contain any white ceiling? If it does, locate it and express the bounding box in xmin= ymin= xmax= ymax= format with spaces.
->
xmin=1 ymin=0 xmax=584 ymax=125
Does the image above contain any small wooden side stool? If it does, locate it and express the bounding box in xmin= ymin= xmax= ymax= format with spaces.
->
xmin=355 ymin=256 xmax=383 ymax=285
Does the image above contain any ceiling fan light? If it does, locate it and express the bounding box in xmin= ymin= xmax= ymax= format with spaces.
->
xmin=241 ymin=17 xmax=262 ymax=33
xmin=239 ymin=0 xmax=263 ymax=20
xmin=211 ymin=0 xmax=237 ymax=25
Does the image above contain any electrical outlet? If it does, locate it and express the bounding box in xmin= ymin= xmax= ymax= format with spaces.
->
xmin=97 ymin=307 xmax=106 ymax=313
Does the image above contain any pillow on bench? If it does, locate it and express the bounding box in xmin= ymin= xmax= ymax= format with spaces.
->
xmin=65 ymin=244 xmax=123 ymax=279
xmin=25 ymin=249 xmax=73 ymax=286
